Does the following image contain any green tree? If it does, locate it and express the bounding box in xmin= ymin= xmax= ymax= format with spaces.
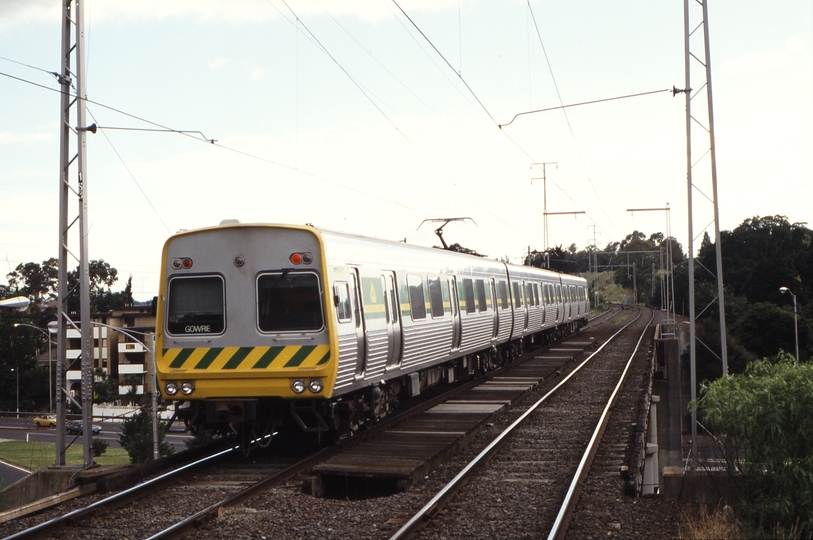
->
xmin=5 ymin=258 xmax=58 ymax=314
xmin=124 ymin=374 xmax=142 ymax=406
xmin=119 ymin=409 xmax=173 ymax=463
xmin=692 ymin=216 xmax=811 ymax=364
xmin=93 ymin=367 xmax=118 ymax=404
xmin=66 ymin=259 xmax=120 ymax=314
xmin=699 ymin=352 xmax=813 ymax=534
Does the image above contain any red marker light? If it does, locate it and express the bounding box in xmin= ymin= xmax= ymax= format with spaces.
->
xmin=181 ymin=258 xmax=193 ymax=269
xmin=290 ymin=253 xmax=302 ymax=265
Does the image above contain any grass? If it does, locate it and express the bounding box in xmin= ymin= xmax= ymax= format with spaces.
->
xmin=0 ymin=440 xmax=131 ymax=470
xmin=680 ymin=504 xmax=741 ymax=540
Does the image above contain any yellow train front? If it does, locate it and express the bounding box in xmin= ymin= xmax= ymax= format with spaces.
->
xmin=155 ymin=222 xmax=339 ymax=444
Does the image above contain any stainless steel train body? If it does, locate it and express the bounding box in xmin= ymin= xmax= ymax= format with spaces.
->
xmin=156 ymin=222 xmax=589 ymax=439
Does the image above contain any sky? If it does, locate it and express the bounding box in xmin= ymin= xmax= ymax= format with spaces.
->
xmin=1 ymin=0 xmax=811 ymax=302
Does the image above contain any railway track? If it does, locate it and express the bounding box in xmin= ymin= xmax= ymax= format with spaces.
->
xmin=390 ymin=305 xmax=654 ymax=539
xmin=0 ymin=307 xmax=625 ymax=540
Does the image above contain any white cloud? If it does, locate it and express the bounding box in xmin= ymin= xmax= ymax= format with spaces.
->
xmin=250 ymin=67 xmax=265 ymax=81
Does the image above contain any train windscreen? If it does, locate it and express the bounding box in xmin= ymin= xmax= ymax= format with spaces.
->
xmin=166 ymin=276 xmax=225 ymax=335
xmin=257 ymin=271 xmax=324 ymax=332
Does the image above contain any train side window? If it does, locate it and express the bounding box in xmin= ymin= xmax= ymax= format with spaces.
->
xmin=461 ymin=279 xmax=476 ymax=314
xmin=498 ymin=281 xmax=509 ymax=310
xmin=475 ymin=279 xmax=488 ymax=312
xmin=398 ymin=279 xmax=411 ymax=320
xmin=442 ymin=277 xmax=451 ymax=314
xmin=427 ymin=276 xmax=444 ymax=318
xmin=258 ymin=271 xmax=324 ymax=332
xmin=533 ymin=283 xmax=540 ymax=306
xmin=167 ymin=275 xmax=225 ymax=335
xmin=556 ymin=284 xmax=562 ymax=304
xmin=334 ymin=282 xmax=352 ymax=323
xmin=525 ymin=283 xmax=534 ymax=306
xmin=388 ymin=276 xmax=399 ymax=324
xmin=351 ymin=273 xmax=362 ymax=328
xmin=408 ymin=274 xmax=427 ymax=320
xmin=512 ymin=282 xmax=523 ymax=308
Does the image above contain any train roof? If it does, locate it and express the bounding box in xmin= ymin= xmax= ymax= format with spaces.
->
xmin=171 ymin=220 xmax=585 ymax=281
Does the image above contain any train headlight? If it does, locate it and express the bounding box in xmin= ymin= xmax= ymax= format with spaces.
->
xmin=180 ymin=381 xmax=195 ymax=395
xmin=291 ymin=379 xmax=306 ymax=394
xmin=308 ymin=379 xmax=323 ymax=393
xmin=165 ymin=382 xmax=179 ymax=396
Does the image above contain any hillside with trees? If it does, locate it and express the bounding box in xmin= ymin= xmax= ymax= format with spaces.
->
xmin=527 ymin=215 xmax=809 ymax=376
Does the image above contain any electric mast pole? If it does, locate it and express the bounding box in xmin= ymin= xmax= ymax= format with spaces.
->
xmin=56 ymin=0 xmax=95 ymax=469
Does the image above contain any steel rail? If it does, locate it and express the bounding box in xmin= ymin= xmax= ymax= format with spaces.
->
xmin=547 ymin=308 xmax=655 ymax=540
xmin=6 ymin=317 xmax=599 ymax=539
xmin=143 ymin=320 xmax=599 ymax=539
xmin=389 ymin=307 xmax=645 ymax=540
xmin=142 ymin=330 xmax=579 ymax=538
xmin=4 ymin=444 xmax=237 ymax=540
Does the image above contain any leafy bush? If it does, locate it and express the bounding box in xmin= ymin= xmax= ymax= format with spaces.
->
xmin=700 ymin=351 xmax=813 ymax=534
xmin=119 ymin=409 xmax=174 ymax=464
xmin=91 ymin=437 xmax=109 ymax=457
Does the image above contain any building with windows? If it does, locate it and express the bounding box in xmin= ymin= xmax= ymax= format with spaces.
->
xmin=64 ymin=304 xmax=156 ymax=404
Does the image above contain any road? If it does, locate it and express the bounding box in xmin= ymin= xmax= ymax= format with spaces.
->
xmin=0 ymin=416 xmax=195 ymax=491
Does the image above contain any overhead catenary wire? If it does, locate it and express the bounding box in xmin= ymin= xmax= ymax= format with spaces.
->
xmin=86 ymin=109 xmax=173 ymax=235
xmin=0 ymin=66 xmax=527 ymax=254
xmin=385 ymin=1 xmax=638 ymax=249
xmin=267 ymin=1 xmax=536 ymax=241
xmin=525 ymin=1 xmax=619 ymax=240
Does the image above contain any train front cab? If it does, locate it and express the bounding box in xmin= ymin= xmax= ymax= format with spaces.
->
xmin=155 ymin=224 xmax=340 ymax=440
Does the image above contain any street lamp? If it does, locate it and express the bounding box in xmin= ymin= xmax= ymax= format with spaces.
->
xmin=9 ymin=368 xmax=18 ymax=418
xmin=779 ymin=287 xmax=800 ymax=361
xmin=0 ymin=296 xmax=30 ymax=310
xmin=14 ymin=323 xmax=57 ymax=412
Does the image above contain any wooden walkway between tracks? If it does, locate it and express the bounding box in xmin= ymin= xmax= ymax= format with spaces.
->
xmin=311 ymin=339 xmax=596 ymax=490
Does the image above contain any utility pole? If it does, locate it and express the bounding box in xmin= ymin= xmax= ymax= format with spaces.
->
xmin=56 ymin=0 xmax=95 ymax=469
xmin=531 ymin=162 xmax=557 ymax=251
xmin=588 ymin=225 xmax=600 ymax=306
xmin=626 ymin=205 xmax=676 ymax=329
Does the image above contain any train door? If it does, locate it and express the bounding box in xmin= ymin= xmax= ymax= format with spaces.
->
xmin=383 ymin=271 xmax=403 ymax=369
xmin=555 ymin=283 xmax=563 ymax=323
xmin=512 ymin=281 xmax=527 ymax=330
xmin=564 ymin=285 xmax=571 ymax=319
xmin=490 ymin=278 xmax=499 ymax=338
xmin=449 ymin=277 xmax=462 ymax=350
xmin=351 ymin=270 xmax=367 ymax=377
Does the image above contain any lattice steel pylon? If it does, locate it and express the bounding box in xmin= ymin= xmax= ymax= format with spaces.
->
xmin=55 ymin=0 xmax=94 ymax=469
xmin=679 ymin=0 xmax=729 ymax=462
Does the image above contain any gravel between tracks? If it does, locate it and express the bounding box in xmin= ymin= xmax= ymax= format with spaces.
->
xmin=192 ymin=314 xmax=692 ymax=540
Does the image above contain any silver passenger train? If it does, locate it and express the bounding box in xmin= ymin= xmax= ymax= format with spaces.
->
xmin=156 ymin=221 xmax=589 ymax=442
